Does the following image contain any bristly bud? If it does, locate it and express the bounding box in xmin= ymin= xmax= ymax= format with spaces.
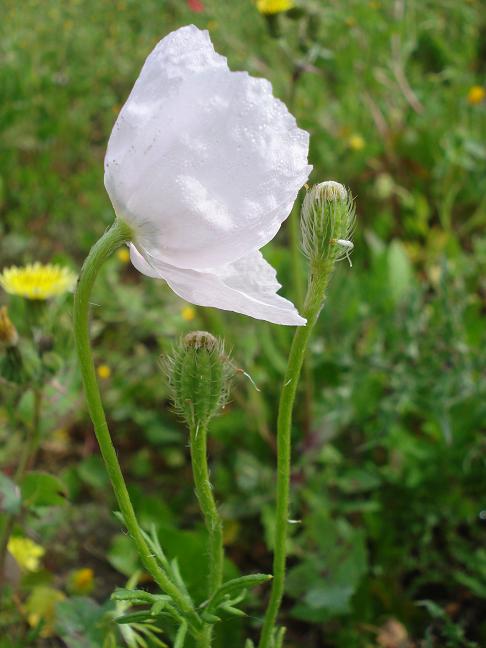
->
xmin=300 ymin=180 xmax=356 ymax=267
xmin=162 ymin=331 xmax=234 ymax=430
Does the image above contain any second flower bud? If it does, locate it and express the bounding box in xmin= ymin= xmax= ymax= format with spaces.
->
xmin=163 ymin=331 xmax=234 ymax=430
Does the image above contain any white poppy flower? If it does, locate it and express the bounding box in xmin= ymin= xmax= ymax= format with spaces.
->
xmin=104 ymin=25 xmax=311 ymax=325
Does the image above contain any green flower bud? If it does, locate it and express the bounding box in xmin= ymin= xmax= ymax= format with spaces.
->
xmin=300 ymin=180 xmax=356 ymax=267
xmin=163 ymin=331 xmax=234 ymax=430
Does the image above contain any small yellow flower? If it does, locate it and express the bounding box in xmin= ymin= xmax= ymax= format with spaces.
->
xmin=181 ymin=305 xmax=196 ymax=321
xmin=25 ymin=586 xmax=65 ymax=638
xmin=69 ymin=567 xmax=94 ymax=594
xmin=467 ymin=85 xmax=485 ymax=105
xmin=97 ymin=364 xmax=111 ymax=380
xmin=348 ymin=134 xmax=365 ymax=151
xmin=0 ymin=263 xmax=77 ymax=300
xmin=256 ymin=0 xmax=294 ymax=15
xmin=116 ymin=247 xmax=130 ymax=263
xmin=0 ymin=306 xmax=18 ymax=347
xmin=8 ymin=536 xmax=45 ymax=572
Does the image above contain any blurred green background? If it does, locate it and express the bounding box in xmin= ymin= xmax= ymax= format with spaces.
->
xmin=1 ymin=0 xmax=485 ymax=646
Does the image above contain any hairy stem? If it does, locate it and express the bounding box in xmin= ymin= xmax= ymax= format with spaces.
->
xmin=73 ymin=220 xmax=200 ymax=629
xmin=190 ymin=423 xmax=224 ymax=595
xmin=189 ymin=423 xmax=223 ymax=648
xmin=258 ymin=264 xmax=331 ymax=648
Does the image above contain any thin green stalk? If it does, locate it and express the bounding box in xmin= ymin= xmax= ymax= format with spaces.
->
xmin=0 ymin=388 xmax=43 ymax=582
xmin=73 ymin=220 xmax=200 ymax=629
xmin=189 ymin=423 xmax=224 ymax=595
xmin=189 ymin=422 xmax=223 ymax=648
xmin=258 ymin=264 xmax=331 ymax=648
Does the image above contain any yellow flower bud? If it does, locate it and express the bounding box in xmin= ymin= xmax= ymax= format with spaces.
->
xmin=116 ymin=247 xmax=130 ymax=263
xmin=68 ymin=567 xmax=95 ymax=595
xmin=467 ymin=85 xmax=485 ymax=105
xmin=181 ymin=305 xmax=196 ymax=321
xmin=97 ymin=364 xmax=111 ymax=380
xmin=348 ymin=134 xmax=365 ymax=151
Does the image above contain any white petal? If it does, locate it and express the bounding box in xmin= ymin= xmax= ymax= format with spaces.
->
xmin=105 ymin=26 xmax=311 ymax=271
xmin=130 ymin=245 xmax=306 ymax=326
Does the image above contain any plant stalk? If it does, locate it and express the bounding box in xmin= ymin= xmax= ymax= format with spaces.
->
xmin=258 ymin=264 xmax=331 ymax=648
xmin=189 ymin=422 xmax=223 ymax=648
xmin=189 ymin=423 xmax=224 ymax=595
xmin=73 ymin=220 xmax=200 ymax=629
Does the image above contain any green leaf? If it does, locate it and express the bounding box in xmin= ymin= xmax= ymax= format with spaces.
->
xmin=0 ymin=471 xmax=21 ymax=514
xmin=115 ymin=610 xmax=155 ymax=624
xmin=21 ymin=472 xmax=67 ymax=508
xmin=55 ymin=597 xmax=114 ymax=648
xmin=77 ymin=455 xmax=110 ymax=490
xmin=107 ymin=534 xmax=139 ymax=577
xmin=388 ymin=240 xmax=413 ymax=304
xmin=274 ymin=627 xmax=286 ymax=648
xmin=205 ymin=574 xmax=272 ymax=615
xmin=173 ymin=620 xmax=188 ymax=648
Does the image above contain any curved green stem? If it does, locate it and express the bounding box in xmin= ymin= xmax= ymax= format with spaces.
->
xmin=258 ymin=263 xmax=332 ymax=648
xmin=73 ymin=220 xmax=200 ymax=629
xmin=189 ymin=423 xmax=223 ymax=648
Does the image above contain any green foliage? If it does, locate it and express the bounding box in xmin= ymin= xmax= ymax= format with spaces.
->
xmin=0 ymin=473 xmax=21 ymax=515
xmin=21 ymin=471 xmax=67 ymax=508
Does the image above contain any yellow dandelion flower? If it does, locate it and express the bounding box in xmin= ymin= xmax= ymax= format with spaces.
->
xmin=0 ymin=263 xmax=77 ymax=300
xmin=116 ymin=247 xmax=130 ymax=263
xmin=0 ymin=306 xmax=18 ymax=347
xmin=256 ymin=0 xmax=294 ymax=15
xmin=8 ymin=536 xmax=45 ymax=572
xmin=97 ymin=364 xmax=111 ymax=380
xmin=69 ymin=567 xmax=94 ymax=594
xmin=181 ymin=305 xmax=196 ymax=321
xmin=348 ymin=134 xmax=365 ymax=151
xmin=467 ymin=85 xmax=485 ymax=105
